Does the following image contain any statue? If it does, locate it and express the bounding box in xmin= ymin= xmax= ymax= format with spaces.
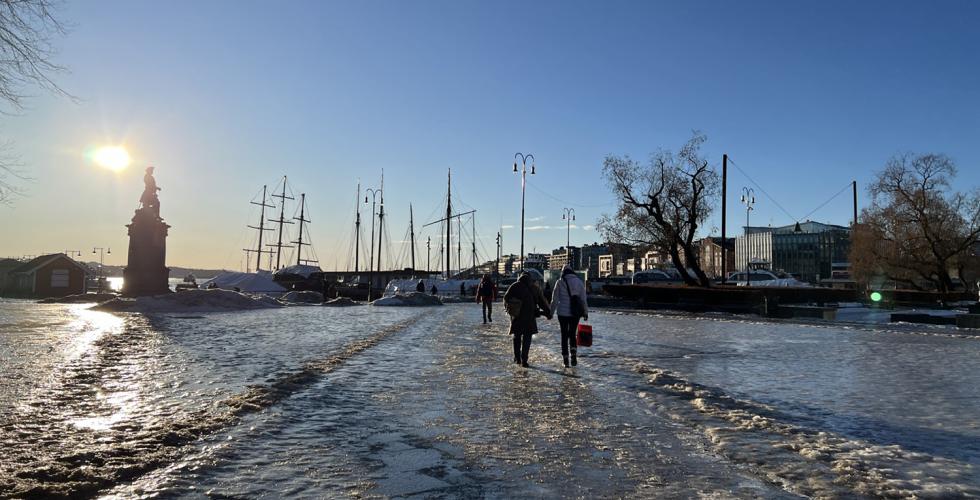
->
xmin=123 ymin=165 xmax=170 ymax=296
xmin=139 ymin=166 xmax=162 ymax=217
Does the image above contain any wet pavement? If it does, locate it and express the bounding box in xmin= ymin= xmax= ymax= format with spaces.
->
xmin=1 ymin=299 xmax=978 ymax=498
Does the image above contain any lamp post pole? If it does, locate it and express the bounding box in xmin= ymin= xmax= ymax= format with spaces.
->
xmin=92 ymin=247 xmax=110 ymax=293
xmin=513 ymin=153 xmax=535 ymax=271
xmin=562 ymin=208 xmax=575 ymax=267
xmin=740 ymin=187 xmax=755 ymax=286
xmin=365 ymin=188 xmax=382 ymax=300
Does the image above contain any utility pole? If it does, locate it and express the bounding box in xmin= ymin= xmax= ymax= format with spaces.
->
xmin=562 ymin=208 xmax=575 ymax=266
xmin=365 ymin=187 xmax=382 ymax=300
xmin=513 ymin=153 xmax=535 ymax=271
xmin=426 ymin=236 xmax=431 ymax=274
xmin=721 ymin=154 xmax=728 ymax=283
xmin=852 ymin=180 xmax=858 ymax=226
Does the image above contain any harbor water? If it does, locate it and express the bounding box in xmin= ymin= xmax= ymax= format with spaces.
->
xmin=1 ymin=299 xmax=978 ymax=498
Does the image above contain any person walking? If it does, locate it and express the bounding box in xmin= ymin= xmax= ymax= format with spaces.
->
xmin=431 ymin=284 xmax=438 ymax=295
xmin=551 ymin=266 xmax=589 ymax=367
xmin=504 ymin=272 xmax=552 ymax=367
xmin=476 ymin=274 xmax=497 ymax=323
xmin=416 ymin=279 xmax=426 ymax=293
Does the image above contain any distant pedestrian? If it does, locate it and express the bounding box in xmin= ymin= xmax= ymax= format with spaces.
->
xmin=504 ymin=272 xmax=552 ymax=367
xmin=551 ymin=266 xmax=589 ymax=367
xmin=476 ymin=274 xmax=497 ymax=324
xmin=431 ymin=284 xmax=438 ymax=295
xmin=460 ymin=281 xmax=466 ymax=296
xmin=416 ymin=279 xmax=425 ymax=293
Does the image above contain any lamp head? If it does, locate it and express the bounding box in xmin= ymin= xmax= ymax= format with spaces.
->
xmin=92 ymin=249 xmax=96 ymax=254
xmin=740 ymin=195 xmax=745 ymax=203
xmin=793 ymin=221 xmax=802 ymax=233
xmin=562 ymin=213 xmax=566 ymax=220
xmin=513 ymin=162 xmax=518 ymax=172
xmin=531 ymin=164 xmax=535 ymax=175
xmin=572 ymin=214 xmax=576 ymax=221
xmin=107 ymin=248 xmax=111 ymax=254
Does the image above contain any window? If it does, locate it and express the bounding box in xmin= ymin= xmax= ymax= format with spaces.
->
xmin=51 ymin=269 xmax=70 ymax=288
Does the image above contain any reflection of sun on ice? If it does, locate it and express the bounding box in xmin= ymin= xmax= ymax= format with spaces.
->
xmin=93 ymin=146 xmax=131 ymax=171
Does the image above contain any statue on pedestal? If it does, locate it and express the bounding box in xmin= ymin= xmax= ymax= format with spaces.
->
xmin=123 ymin=166 xmax=171 ymax=296
xmin=139 ymin=166 xmax=162 ymax=218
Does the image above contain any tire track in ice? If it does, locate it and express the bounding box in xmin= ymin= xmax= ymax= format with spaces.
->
xmin=624 ymin=357 xmax=980 ymax=499
xmin=0 ymin=314 xmax=421 ymax=500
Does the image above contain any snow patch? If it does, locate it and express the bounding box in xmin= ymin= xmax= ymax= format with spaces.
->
xmin=371 ymin=292 xmax=443 ymax=307
xmin=92 ymin=289 xmax=283 ymax=313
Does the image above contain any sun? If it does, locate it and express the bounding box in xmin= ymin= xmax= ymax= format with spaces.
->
xmin=93 ymin=146 xmax=131 ymax=172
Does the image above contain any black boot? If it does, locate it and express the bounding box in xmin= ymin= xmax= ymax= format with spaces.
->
xmin=571 ymin=351 xmax=577 ymax=366
xmin=563 ymin=355 xmax=570 ymax=368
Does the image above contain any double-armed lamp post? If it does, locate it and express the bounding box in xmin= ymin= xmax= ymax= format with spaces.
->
xmin=364 ymin=188 xmax=382 ymax=300
xmin=92 ymin=246 xmax=110 ymax=292
xmin=739 ymin=187 xmax=755 ymax=286
xmin=513 ymin=152 xmax=535 ymax=271
xmin=562 ymin=207 xmax=575 ymax=265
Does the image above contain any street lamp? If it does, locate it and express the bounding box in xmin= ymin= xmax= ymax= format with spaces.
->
xmin=92 ymin=247 xmax=111 ymax=293
xmin=364 ymin=188 xmax=382 ymax=300
xmin=739 ymin=187 xmax=755 ymax=286
xmin=562 ymin=208 xmax=576 ymax=267
xmin=513 ymin=152 xmax=535 ymax=271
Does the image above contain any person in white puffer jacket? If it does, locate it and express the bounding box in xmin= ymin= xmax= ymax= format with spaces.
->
xmin=550 ymin=266 xmax=589 ymax=367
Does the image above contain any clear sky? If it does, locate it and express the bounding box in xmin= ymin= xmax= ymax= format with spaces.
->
xmin=1 ymin=0 xmax=978 ymax=270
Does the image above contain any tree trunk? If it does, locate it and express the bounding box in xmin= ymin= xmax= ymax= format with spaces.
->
xmin=669 ymin=245 xmax=697 ymax=286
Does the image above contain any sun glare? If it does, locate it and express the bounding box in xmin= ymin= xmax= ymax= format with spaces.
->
xmin=94 ymin=146 xmax=131 ymax=172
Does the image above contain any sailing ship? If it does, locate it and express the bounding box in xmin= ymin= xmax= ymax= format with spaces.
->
xmin=203 ymin=176 xmax=322 ymax=294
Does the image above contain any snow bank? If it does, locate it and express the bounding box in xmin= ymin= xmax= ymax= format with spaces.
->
xmin=322 ymin=297 xmax=361 ymax=307
xmin=371 ymin=292 xmax=443 ymax=307
xmin=735 ymin=278 xmax=811 ymax=288
xmin=385 ymin=279 xmax=481 ymax=297
xmin=39 ymin=293 xmax=118 ymax=304
xmin=199 ymin=271 xmax=287 ymax=294
xmin=92 ymin=289 xmax=283 ymax=313
xmin=280 ymin=290 xmax=323 ymax=304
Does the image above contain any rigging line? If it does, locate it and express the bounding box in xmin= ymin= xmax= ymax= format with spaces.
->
xmin=525 ymin=180 xmax=616 ymax=208
xmin=799 ymin=181 xmax=855 ymax=223
xmin=727 ymin=157 xmax=799 ymax=223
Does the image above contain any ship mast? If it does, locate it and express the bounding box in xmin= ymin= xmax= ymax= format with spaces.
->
xmin=471 ymin=214 xmax=476 ymax=276
xmin=409 ymin=204 xmax=416 ymax=271
xmin=291 ymin=193 xmax=313 ymax=266
xmin=269 ymin=176 xmax=294 ymax=270
xmin=446 ymin=168 xmax=451 ymax=278
xmin=355 ymin=181 xmax=361 ymax=273
xmin=377 ymin=169 xmax=385 ymax=273
xmin=244 ymin=185 xmax=275 ymax=272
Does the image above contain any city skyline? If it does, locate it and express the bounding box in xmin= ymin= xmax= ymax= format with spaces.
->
xmin=2 ymin=1 xmax=978 ymax=269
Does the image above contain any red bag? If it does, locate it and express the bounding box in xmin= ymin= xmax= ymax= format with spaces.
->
xmin=576 ymin=322 xmax=593 ymax=347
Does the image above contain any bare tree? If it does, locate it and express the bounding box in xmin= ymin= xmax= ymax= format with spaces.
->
xmin=0 ymin=0 xmax=70 ymax=203
xmin=599 ymin=132 xmax=719 ymax=286
xmin=850 ymin=153 xmax=980 ymax=294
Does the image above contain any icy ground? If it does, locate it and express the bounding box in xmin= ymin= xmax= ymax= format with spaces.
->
xmin=1 ymin=300 xmax=978 ymax=498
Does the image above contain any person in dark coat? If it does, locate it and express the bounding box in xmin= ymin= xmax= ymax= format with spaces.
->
xmin=476 ymin=274 xmax=497 ymax=324
xmin=416 ymin=279 xmax=425 ymax=293
xmin=431 ymin=284 xmax=438 ymax=295
xmin=504 ymin=272 xmax=552 ymax=367
xmin=460 ymin=281 xmax=466 ymax=296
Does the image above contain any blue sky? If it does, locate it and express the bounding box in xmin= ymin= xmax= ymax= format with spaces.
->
xmin=1 ymin=0 xmax=978 ymax=270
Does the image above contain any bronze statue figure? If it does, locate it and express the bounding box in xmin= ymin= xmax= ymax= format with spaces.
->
xmin=140 ymin=166 xmax=161 ymax=217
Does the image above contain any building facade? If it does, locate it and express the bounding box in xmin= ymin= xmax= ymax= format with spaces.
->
xmin=546 ymin=246 xmax=581 ymax=271
xmin=734 ymin=221 xmax=851 ymax=283
xmin=7 ymin=253 xmax=90 ymax=298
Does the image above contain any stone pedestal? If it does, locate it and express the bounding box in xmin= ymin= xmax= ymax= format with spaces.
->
xmin=122 ymin=208 xmax=170 ymax=296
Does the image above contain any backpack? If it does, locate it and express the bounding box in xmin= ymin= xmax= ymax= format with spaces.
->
xmin=563 ymin=276 xmax=586 ymax=319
